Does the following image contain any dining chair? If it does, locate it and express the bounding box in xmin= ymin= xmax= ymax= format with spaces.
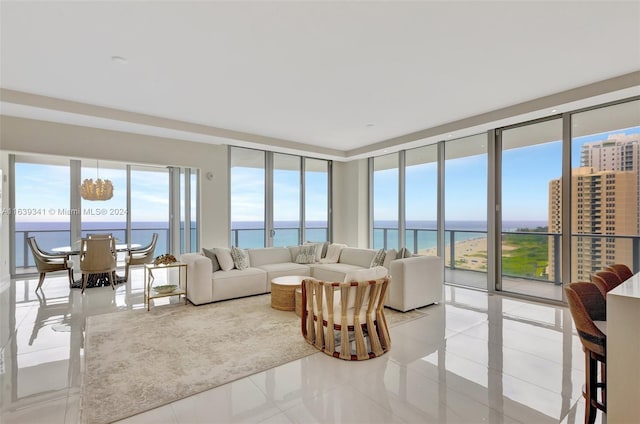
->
xmin=565 ymin=282 xmax=607 ymax=424
xmin=87 ymin=233 xmax=113 ymax=239
xmin=27 ymin=236 xmax=75 ymax=291
xmin=604 ymin=263 xmax=633 ymax=282
xmin=124 ymin=233 xmax=158 ymax=282
xmin=80 ymin=237 xmax=117 ymax=293
xmin=591 ymin=270 xmax=623 ymax=297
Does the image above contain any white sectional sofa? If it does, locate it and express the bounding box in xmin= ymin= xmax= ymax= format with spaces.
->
xmin=181 ymin=246 xmax=443 ymax=312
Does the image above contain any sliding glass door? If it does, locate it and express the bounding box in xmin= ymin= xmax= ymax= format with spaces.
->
xmin=499 ymin=118 xmax=563 ymax=301
xmin=130 ymin=165 xmax=170 ymax=255
xmin=444 ymin=134 xmax=488 ymax=290
xmin=273 ymin=153 xmax=301 ymax=247
xmin=570 ymin=100 xmax=640 ymax=281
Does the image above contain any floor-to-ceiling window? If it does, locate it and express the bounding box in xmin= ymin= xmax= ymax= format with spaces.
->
xmin=189 ymin=169 xmax=198 ymax=252
xmin=80 ymin=160 xmax=127 ymax=241
xmin=273 ymin=154 xmax=301 ymax=247
xmin=230 ymin=147 xmax=332 ymax=248
xmin=499 ymin=118 xmax=563 ymax=301
xmin=230 ymin=147 xmax=266 ymax=248
xmin=11 ymin=155 xmax=198 ymax=276
xmin=570 ymin=99 xmax=640 ymax=282
xmin=130 ymin=165 xmax=170 ymax=255
xmin=12 ymin=155 xmax=71 ymax=273
xmin=405 ymin=144 xmax=438 ymax=255
xmin=444 ymin=134 xmax=488 ymax=290
xmin=304 ymin=158 xmax=330 ymax=242
xmin=372 ymin=153 xmax=400 ymax=250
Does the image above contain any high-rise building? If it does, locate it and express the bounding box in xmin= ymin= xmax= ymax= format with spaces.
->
xmin=549 ymin=133 xmax=639 ymax=281
xmin=581 ymin=133 xmax=640 ymax=172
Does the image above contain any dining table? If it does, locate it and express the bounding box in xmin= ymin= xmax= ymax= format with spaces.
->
xmin=51 ymin=242 xmax=140 ymax=255
xmin=51 ymin=242 xmax=141 ymax=289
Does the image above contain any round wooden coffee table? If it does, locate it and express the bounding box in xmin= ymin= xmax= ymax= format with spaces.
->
xmin=271 ymin=275 xmax=308 ymax=311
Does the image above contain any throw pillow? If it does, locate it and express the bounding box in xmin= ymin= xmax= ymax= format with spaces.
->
xmin=230 ymin=246 xmax=250 ymax=270
xmin=215 ymin=248 xmax=235 ymax=271
xmin=370 ymin=248 xmax=386 ymax=268
xmin=321 ymin=241 xmax=331 ymax=258
xmin=304 ymin=242 xmax=322 ymax=262
xmin=383 ymin=248 xmax=397 ymax=269
xmin=320 ymin=243 xmax=346 ymax=264
xmin=296 ymin=244 xmax=318 ymax=264
xmin=397 ymin=247 xmax=412 ymax=259
xmin=202 ymin=248 xmax=221 ymax=272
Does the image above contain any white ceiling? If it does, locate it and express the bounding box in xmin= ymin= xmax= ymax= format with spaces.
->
xmin=1 ymin=1 xmax=639 ymax=161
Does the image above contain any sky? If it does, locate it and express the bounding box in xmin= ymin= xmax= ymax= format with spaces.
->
xmin=12 ymin=126 xmax=640 ymax=228
xmin=14 ymin=164 xmax=174 ymax=223
xmin=374 ymin=126 xmax=640 ymax=223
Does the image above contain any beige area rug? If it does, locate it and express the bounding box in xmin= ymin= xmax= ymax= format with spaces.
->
xmin=81 ymin=294 xmax=426 ymax=424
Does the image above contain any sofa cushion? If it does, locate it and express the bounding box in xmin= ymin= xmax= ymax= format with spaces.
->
xmin=248 ymin=247 xmax=293 ymax=267
xmin=230 ymin=246 xmax=250 ymax=270
xmin=202 ymin=248 xmax=221 ymax=272
xmin=320 ymin=243 xmax=346 ymax=264
xmin=215 ymin=248 xmax=235 ymax=271
xmin=383 ymin=248 xmax=397 ymax=269
xmin=211 ymin=267 xmax=267 ymax=302
xmin=338 ymin=247 xmax=377 ymax=268
xmin=257 ymin=263 xmax=311 ymax=286
xmin=311 ymin=263 xmax=363 ymax=282
xmin=320 ymin=241 xmax=331 ymax=258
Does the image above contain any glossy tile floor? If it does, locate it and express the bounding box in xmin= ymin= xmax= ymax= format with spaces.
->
xmin=0 ymin=270 xmax=605 ymax=423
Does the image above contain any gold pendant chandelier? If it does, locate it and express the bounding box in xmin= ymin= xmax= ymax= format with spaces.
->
xmin=80 ymin=161 xmax=114 ymax=201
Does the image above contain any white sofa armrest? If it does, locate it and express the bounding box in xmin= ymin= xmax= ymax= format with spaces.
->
xmin=386 ymin=255 xmax=443 ymax=312
xmin=181 ymin=253 xmax=213 ymax=305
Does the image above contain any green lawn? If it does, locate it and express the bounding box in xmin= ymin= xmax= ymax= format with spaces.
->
xmin=502 ymin=233 xmax=549 ymax=279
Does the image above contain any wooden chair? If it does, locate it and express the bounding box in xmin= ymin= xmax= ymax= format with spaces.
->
xmin=124 ymin=233 xmax=158 ymax=282
xmin=27 ymin=236 xmax=75 ymax=291
xmin=565 ymin=282 xmax=607 ymax=424
xmin=301 ymin=276 xmax=391 ymax=360
xmin=80 ymin=237 xmax=117 ymax=293
xmin=591 ymin=270 xmax=623 ymax=297
xmin=605 ymin=263 xmax=633 ymax=282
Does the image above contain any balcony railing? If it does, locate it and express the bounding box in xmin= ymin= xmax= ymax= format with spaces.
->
xmin=15 ymin=227 xmax=170 ymax=270
xmin=374 ymin=227 xmax=640 ymax=285
xmin=231 ymin=227 xmax=329 ymax=248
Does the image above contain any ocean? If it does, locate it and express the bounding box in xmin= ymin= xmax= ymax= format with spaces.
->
xmin=16 ymin=221 xmax=180 ymax=268
xmin=15 ymin=220 xmax=547 ymax=268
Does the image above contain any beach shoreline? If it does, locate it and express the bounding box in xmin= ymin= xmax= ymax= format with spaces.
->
xmin=420 ymin=236 xmax=488 ymax=270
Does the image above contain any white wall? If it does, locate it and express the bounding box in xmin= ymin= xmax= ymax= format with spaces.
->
xmin=0 ymin=115 xmax=230 ymax=281
xmin=332 ymin=159 xmax=369 ymax=248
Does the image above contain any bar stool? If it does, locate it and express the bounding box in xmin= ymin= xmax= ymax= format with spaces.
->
xmin=591 ymin=270 xmax=622 ymax=297
xmin=565 ymin=282 xmax=607 ymax=424
xmin=605 ymin=263 xmax=633 ymax=282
